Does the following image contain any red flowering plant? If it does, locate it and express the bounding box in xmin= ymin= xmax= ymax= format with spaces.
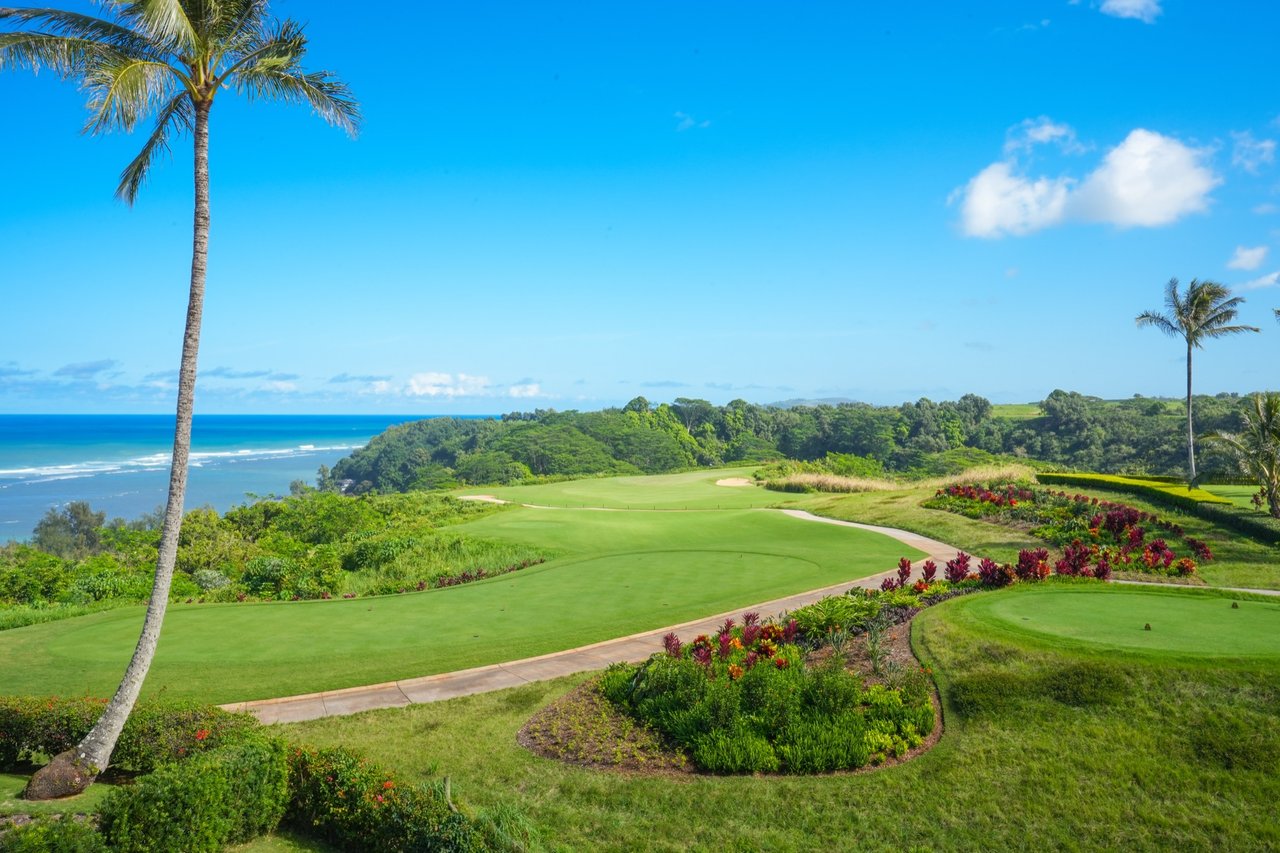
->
xmin=656 ymin=611 xmax=805 ymax=684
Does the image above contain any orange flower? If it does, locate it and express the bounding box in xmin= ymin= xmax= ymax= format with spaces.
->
xmin=728 ymin=664 xmax=744 ymax=680
xmin=194 ymin=728 xmax=210 ymax=741
xmin=383 ymin=780 xmax=395 ymax=789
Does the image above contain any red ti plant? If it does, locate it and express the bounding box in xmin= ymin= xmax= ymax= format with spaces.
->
xmin=881 ymin=576 xmax=899 ymax=592
xmin=742 ymin=611 xmax=761 ymax=627
xmin=1015 ymin=548 xmax=1051 ymax=581
xmin=896 ymin=558 xmax=912 ymax=587
xmin=742 ymin=622 xmax=762 ymax=647
xmin=921 ymin=559 xmax=938 ymax=583
xmin=783 ymin=618 xmax=799 ymax=643
xmin=977 ymin=557 xmax=1013 ymax=587
xmin=718 ymin=632 xmax=733 ymax=659
xmin=663 ymin=631 xmax=682 ymax=658
xmin=945 ymin=552 xmax=972 ymax=583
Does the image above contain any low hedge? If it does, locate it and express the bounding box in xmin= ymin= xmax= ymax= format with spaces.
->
xmin=0 ymin=817 xmax=106 ymax=852
xmin=98 ymin=734 xmax=289 ymax=853
xmin=0 ymin=696 xmax=257 ymax=773
xmin=1036 ymin=472 xmax=1280 ymax=546
xmin=286 ymin=745 xmax=487 ymax=851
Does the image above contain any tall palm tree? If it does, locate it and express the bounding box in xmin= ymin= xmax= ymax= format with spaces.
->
xmin=1203 ymin=393 xmax=1280 ymax=518
xmin=1 ymin=0 xmax=358 ymax=799
xmin=1135 ymin=278 xmax=1259 ymax=486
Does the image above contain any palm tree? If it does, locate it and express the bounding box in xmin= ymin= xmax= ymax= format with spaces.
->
xmin=1203 ymin=393 xmax=1280 ymax=518
xmin=1135 ymin=278 xmax=1259 ymax=486
xmin=1 ymin=1 xmax=358 ymax=799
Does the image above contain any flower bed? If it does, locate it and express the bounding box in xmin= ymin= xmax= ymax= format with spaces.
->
xmin=600 ymin=611 xmax=935 ymax=774
xmin=924 ymin=483 xmax=1211 ymax=578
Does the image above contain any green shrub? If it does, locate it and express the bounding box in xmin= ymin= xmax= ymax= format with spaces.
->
xmin=691 ymin=725 xmax=780 ymax=773
xmin=99 ymin=734 xmax=289 ymax=853
xmin=790 ymin=594 xmax=880 ymax=638
xmin=286 ymin=745 xmax=486 ymax=852
xmin=0 ymin=696 xmax=257 ymax=773
xmin=0 ymin=817 xmax=106 ymax=852
xmin=776 ymin=711 xmax=870 ymax=773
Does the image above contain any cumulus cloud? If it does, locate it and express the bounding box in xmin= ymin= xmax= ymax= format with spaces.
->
xmin=1228 ymin=245 xmax=1269 ymax=271
xmin=53 ymin=359 xmax=119 ymax=378
xmin=1231 ymin=131 xmax=1276 ymax=174
xmin=406 ymin=372 xmax=491 ymax=398
xmin=1100 ymin=0 xmax=1161 ymax=23
xmin=955 ymin=125 xmax=1218 ymax=237
xmin=1004 ymin=117 xmax=1085 ymax=156
xmin=509 ymin=383 xmax=542 ymax=398
xmin=1070 ymin=129 xmax=1219 ymax=227
xmin=1239 ymin=270 xmax=1279 ymax=291
xmin=264 ymin=380 xmax=298 ymax=393
xmin=953 ymin=162 xmax=1073 ymax=238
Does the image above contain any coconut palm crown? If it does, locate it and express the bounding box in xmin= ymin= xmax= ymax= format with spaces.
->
xmin=1135 ymin=278 xmax=1259 ymax=486
xmin=1203 ymin=393 xmax=1280 ymax=519
xmin=1 ymin=0 xmax=358 ymax=799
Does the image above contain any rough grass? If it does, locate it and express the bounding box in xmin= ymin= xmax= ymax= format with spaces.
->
xmin=280 ymin=584 xmax=1280 ymax=851
xmin=765 ymin=464 xmax=1038 ymax=496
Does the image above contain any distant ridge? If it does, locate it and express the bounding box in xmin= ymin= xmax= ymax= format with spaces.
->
xmin=769 ymin=397 xmax=861 ymax=408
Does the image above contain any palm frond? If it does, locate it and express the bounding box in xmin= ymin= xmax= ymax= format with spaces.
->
xmin=1198 ymin=323 xmax=1260 ymax=340
xmin=112 ymin=0 xmax=196 ymax=52
xmin=1134 ymin=311 xmax=1179 ymax=337
xmin=115 ymin=90 xmax=192 ymax=204
xmin=233 ymin=63 xmax=360 ymax=135
xmin=0 ymin=6 xmax=153 ymax=54
xmin=1274 ymin=308 xmax=1279 ymax=322
xmin=82 ymin=56 xmax=184 ymax=133
xmin=0 ymin=31 xmax=127 ymax=76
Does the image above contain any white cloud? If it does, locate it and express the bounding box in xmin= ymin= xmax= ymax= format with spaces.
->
xmin=1070 ymin=129 xmax=1219 ymax=227
xmin=954 ymin=162 xmax=1073 ymax=237
xmin=1228 ymin=245 xmax=1269 ymax=271
xmin=1239 ymin=270 xmax=1279 ymax=291
xmin=955 ymin=127 xmax=1219 ymax=237
xmin=1100 ymin=0 xmax=1162 ymax=24
xmin=264 ymin=380 xmax=298 ymax=393
xmin=509 ymin=383 xmax=542 ymax=398
xmin=406 ymin=372 xmax=491 ymax=398
xmin=1254 ymin=203 xmax=1279 ymax=215
xmin=1231 ymin=131 xmax=1276 ymax=174
xmin=1004 ymin=117 xmax=1085 ymax=156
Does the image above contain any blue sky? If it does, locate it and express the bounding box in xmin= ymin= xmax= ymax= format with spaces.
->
xmin=2 ymin=0 xmax=1278 ymax=414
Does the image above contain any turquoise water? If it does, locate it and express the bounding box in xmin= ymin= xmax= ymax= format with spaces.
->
xmin=0 ymin=414 xmax=488 ymax=539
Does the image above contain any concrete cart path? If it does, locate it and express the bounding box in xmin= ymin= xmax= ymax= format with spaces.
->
xmin=222 ymin=510 xmax=962 ymax=725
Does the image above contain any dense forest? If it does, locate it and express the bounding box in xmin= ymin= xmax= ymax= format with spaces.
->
xmin=325 ymin=391 xmax=1258 ymax=493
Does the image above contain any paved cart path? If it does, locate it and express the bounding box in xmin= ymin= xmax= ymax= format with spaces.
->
xmin=222 ymin=509 xmax=959 ymax=724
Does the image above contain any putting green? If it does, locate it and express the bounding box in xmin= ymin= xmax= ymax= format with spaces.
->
xmin=964 ymin=585 xmax=1280 ymax=658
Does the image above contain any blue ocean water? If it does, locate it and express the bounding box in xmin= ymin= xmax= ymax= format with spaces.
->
xmin=0 ymin=414 xmax=485 ymax=540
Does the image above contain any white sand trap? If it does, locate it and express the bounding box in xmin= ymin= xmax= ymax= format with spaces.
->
xmin=458 ymin=495 xmax=509 ymax=503
xmin=715 ymin=477 xmax=754 ymax=487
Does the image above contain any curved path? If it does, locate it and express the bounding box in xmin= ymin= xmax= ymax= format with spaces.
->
xmin=222 ymin=510 xmax=961 ymax=724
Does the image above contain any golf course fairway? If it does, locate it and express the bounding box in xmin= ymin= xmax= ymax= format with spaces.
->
xmin=0 ymin=505 xmax=920 ymax=703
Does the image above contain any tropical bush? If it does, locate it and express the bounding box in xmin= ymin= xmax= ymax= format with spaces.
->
xmin=0 ymin=696 xmax=257 ymax=773
xmin=601 ymin=612 xmax=933 ymax=773
xmin=98 ymin=734 xmax=290 ymax=853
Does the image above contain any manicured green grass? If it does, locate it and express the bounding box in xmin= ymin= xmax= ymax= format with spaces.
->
xmin=1203 ymin=484 xmax=1265 ymax=511
xmin=282 ymin=582 xmax=1280 ymax=851
xmin=452 ymin=467 xmax=800 ymax=509
xmin=989 ymin=402 xmax=1042 ymax=419
xmin=0 ymin=508 xmax=919 ymax=703
xmin=0 ymin=773 xmax=113 ymax=817
xmin=966 ymin=583 xmax=1280 ymax=659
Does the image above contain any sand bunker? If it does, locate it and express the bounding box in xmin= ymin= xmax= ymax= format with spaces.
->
xmin=715 ymin=477 xmax=754 ymax=487
xmin=458 ymin=495 xmax=509 ymax=503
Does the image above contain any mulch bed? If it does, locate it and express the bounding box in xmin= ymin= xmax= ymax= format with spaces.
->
xmin=517 ymin=611 xmax=946 ymax=777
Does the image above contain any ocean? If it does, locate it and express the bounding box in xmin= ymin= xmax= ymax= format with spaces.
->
xmin=0 ymin=414 xmax=482 ymax=541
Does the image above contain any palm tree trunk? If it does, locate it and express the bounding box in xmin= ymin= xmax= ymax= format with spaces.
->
xmin=24 ymin=100 xmax=211 ymax=801
xmin=1186 ymin=340 xmax=1196 ymax=486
